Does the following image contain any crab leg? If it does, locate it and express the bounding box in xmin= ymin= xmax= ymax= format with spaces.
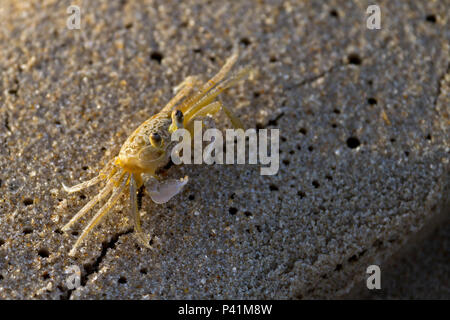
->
xmin=69 ymin=173 xmax=129 ymax=256
xmin=199 ymin=50 xmax=238 ymax=95
xmin=185 ymin=66 xmax=251 ymax=121
xmin=173 ymin=75 xmax=203 ymax=94
xmin=184 ymin=98 xmax=244 ymax=131
xmin=182 ymin=68 xmax=250 ymax=131
xmin=184 ymin=101 xmax=222 ymax=124
xmin=161 ymin=76 xmax=202 ymax=114
xmin=62 ymin=159 xmax=115 ymax=193
xmin=62 ymin=175 xmax=103 ymax=194
xmin=62 ymin=171 xmax=121 ymax=232
xmin=184 ymin=101 xmax=222 ymax=135
xmin=129 ymin=174 xmax=152 ymax=248
xmin=177 ymin=50 xmax=239 ymax=114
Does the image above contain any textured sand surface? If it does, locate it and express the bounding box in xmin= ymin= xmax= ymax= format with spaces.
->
xmin=0 ymin=0 xmax=448 ymax=299
xmin=361 ymin=218 xmax=450 ymax=299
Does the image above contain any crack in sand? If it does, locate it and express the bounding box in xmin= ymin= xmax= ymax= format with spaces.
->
xmin=64 ymin=228 xmax=133 ymax=299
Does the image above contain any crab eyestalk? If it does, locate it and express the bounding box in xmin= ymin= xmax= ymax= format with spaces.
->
xmin=169 ymin=109 xmax=184 ymax=133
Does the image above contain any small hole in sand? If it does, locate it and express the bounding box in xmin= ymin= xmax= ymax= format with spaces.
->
xmin=330 ymin=9 xmax=339 ymax=18
xmin=150 ymin=51 xmax=163 ymax=64
xmin=367 ymin=97 xmax=377 ymax=105
xmin=346 ymin=137 xmax=360 ymax=149
xmin=118 ymin=276 xmax=127 ymax=284
xmin=38 ymin=248 xmax=50 ymax=258
xmin=228 ymin=207 xmax=238 ymax=215
xmin=23 ymin=198 xmax=34 ymax=206
xmin=240 ymin=37 xmax=251 ymax=46
xmin=269 ymin=184 xmax=279 ymax=191
xmin=347 ymin=53 xmax=362 ymax=65
xmin=425 ymin=14 xmax=436 ymax=23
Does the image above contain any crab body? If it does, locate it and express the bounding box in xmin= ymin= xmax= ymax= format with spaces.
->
xmin=117 ymin=113 xmax=172 ymax=177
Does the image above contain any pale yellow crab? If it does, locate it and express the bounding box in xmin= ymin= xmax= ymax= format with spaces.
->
xmin=62 ymin=50 xmax=251 ymax=256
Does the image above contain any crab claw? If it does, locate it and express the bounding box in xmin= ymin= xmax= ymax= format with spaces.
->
xmin=146 ymin=176 xmax=189 ymax=204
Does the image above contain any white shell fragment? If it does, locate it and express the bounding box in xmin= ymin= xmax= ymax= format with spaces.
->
xmin=146 ymin=176 xmax=189 ymax=204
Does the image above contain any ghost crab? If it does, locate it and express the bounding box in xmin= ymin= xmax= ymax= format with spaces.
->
xmin=62 ymin=50 xmax=251 ymax=256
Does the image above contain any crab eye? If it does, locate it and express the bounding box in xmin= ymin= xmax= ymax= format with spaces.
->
xmin=172 ymin=110 xmax=184 ymax=126
xmin=150 ymin=132 xmax=163 ymax=148
xmin=175 ymin=109 xmax=183 ymax=121
xmin=169 ymin=110 xmax=184 ymax=133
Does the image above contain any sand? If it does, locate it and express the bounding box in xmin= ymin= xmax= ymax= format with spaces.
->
xmin=0 ymin=0 xmax=448 ymax=299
